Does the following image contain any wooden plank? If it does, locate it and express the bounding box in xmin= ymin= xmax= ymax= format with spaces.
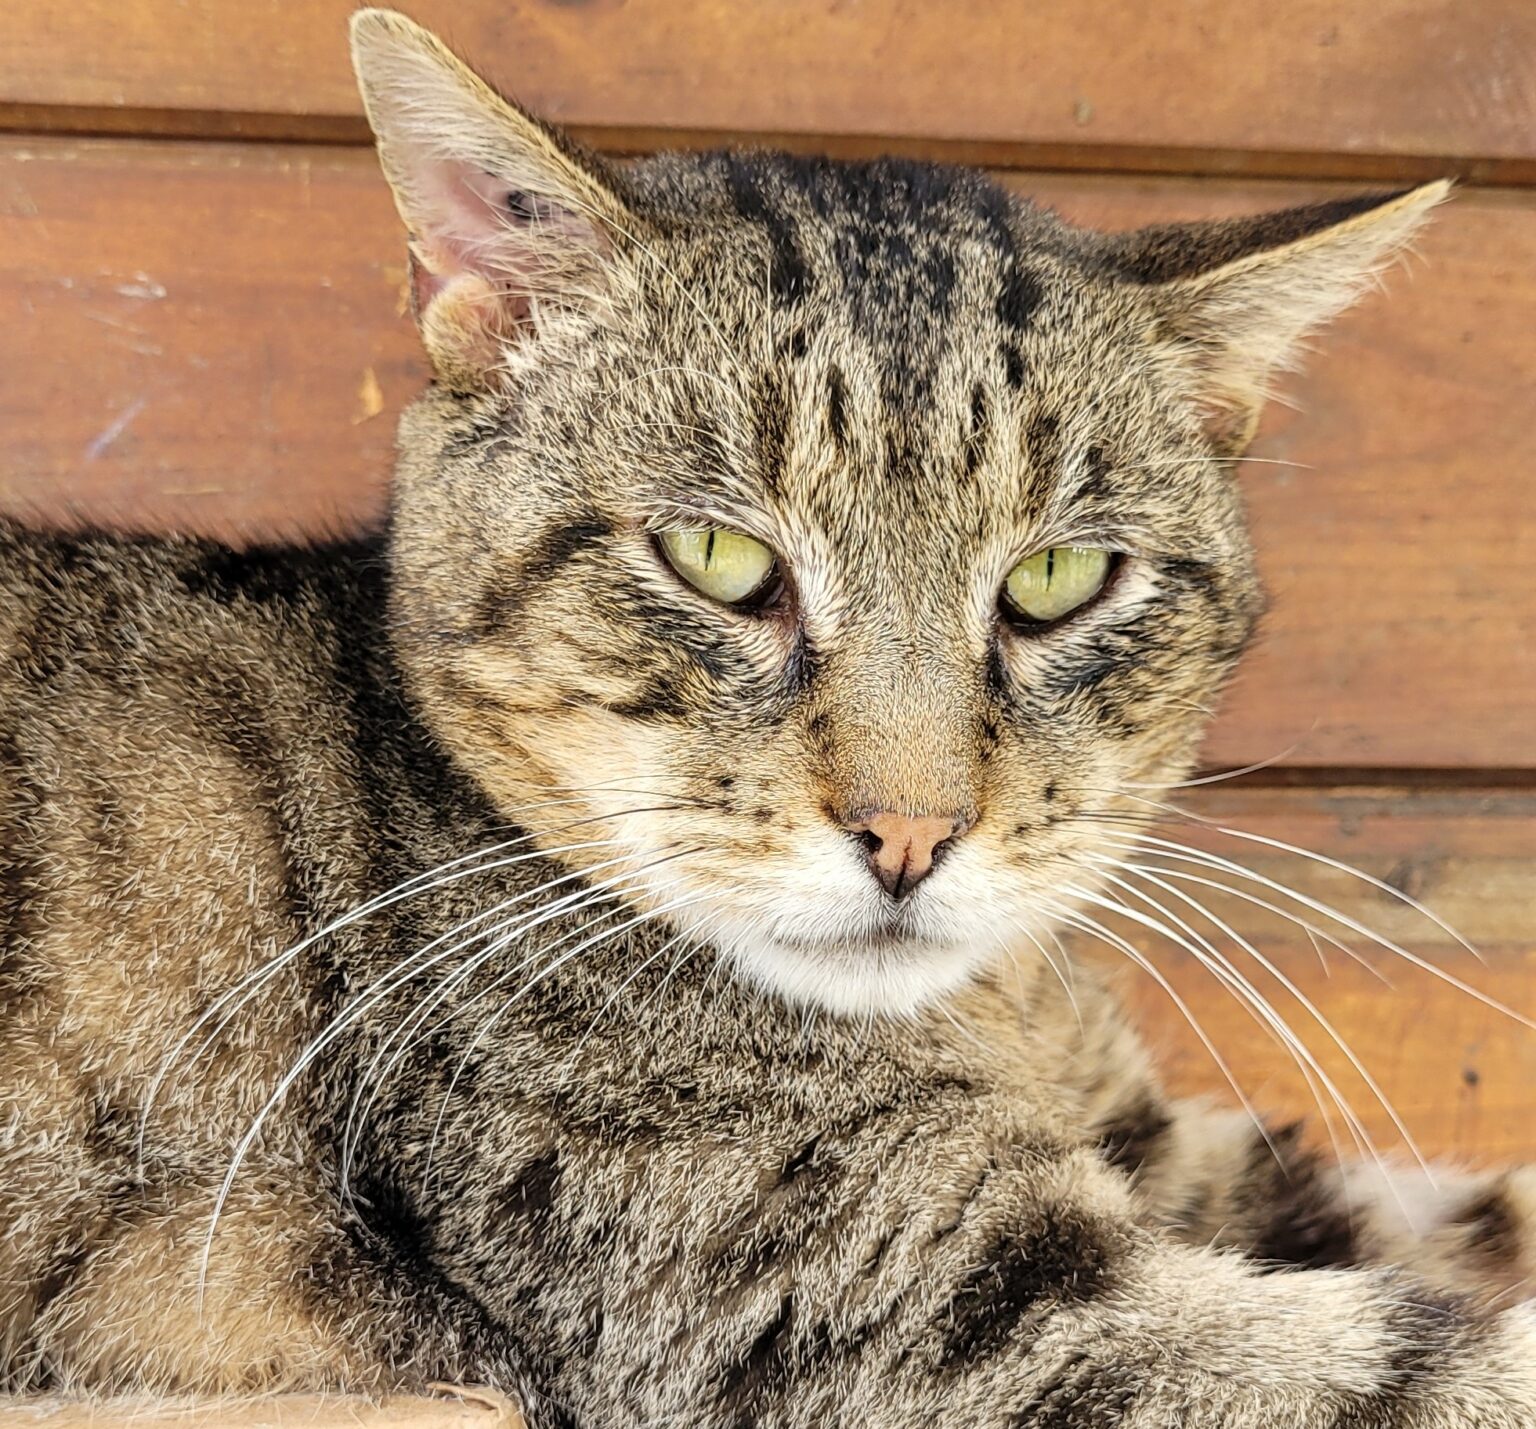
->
xmin=1 ymin=137 xmax=1532 ymax=768
xmin=1101 ymin=785 xmax=1536 ymax=1164
xmin=2 ymin=1 xmax=1535 ymax=181
xmin=0 ymin=1390 xmax=523 ymax=1427
xmin=0 ymin=141 xmax=407 ymax=538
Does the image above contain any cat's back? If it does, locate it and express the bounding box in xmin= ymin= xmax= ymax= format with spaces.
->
xmin=0 ymin=518 xmax=416 ymax=1363
xmin=0 ymin=516 xmax=380 ymax=701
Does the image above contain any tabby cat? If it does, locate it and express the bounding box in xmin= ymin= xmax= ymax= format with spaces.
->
xmin=2 ymin=10 xmax=1532 ymax=1426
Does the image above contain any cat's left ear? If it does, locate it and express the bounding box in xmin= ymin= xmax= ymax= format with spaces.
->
xmin=1116 ymin=182 xmax=1450 ymax=456
xmin=350 ymin=9 xmax=639 ymax=390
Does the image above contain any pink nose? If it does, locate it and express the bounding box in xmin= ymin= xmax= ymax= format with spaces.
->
xmin=840 ymin=810 xmax=970 ymax=900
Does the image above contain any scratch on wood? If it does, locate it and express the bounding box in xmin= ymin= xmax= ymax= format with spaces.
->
xmin=352 ymin=366 xmax=385 ymax=424
xmin=114 ymin=273 xmax=167 ymax=301
xmin=84 ymin=397 xmax=148 ymax=462
xmin=82 ymin=310 xmax=163 ymax=357
xmin=1 ymin=181 xmax=39 ymax=217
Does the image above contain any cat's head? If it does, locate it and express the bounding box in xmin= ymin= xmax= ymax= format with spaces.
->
xmin=352 ymin=11 xmax=1445 ymax=1015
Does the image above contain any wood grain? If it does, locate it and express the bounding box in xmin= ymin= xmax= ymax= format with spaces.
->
xmin=1103 ymin=785 xmax=1536 ymax=1164
xmin=4 ymin=138 xmax=1531 ymax=767
xmin=3 ymin=1 xmax=1535 ymax=181
xmin=0 ymin=1390 xmax=523 ymax=1427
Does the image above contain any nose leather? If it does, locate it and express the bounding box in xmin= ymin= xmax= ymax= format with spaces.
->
xmin=841 ymin=810 xmax=967 ymax=900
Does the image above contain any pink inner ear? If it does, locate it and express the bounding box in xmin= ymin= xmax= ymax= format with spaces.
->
xmin=457 ymin=167 xmax=590 ymax=240
xmin=397 ymin=149 xmax=609 ymax=371
xmin=411 ymin=159 xmax=601 ymax=290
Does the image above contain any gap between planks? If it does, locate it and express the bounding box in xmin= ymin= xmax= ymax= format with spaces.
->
xmin=0 ymin=106 xmax=1531 ymax=188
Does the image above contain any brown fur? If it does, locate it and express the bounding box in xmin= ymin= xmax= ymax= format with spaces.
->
xmin=2 ymin=10 xmax=1531 ymax=1425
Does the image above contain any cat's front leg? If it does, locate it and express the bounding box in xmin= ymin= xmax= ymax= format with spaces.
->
xmin=9 ymin=1173 xmax=526 ymax=1398
xmin=844 ymin=1152 xmax=1536 ymax=1427
xmin=599 ymin=1128 xmax=1536 ymax=1427
xmin=989 ymin=1236 xmax=1536 ymax=1427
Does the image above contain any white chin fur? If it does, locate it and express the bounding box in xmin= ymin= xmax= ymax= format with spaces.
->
xmin=716 ymin=926 xmax=1004 ymax=1018
xmin=734 ymin=934 xmax=1001 ymax=1014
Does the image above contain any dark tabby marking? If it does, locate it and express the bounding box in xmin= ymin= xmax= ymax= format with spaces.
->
xmin=938 ymin=1209 xmax=1121 ymax=1370
xmin=1001 ymin=342 xmax=1026 ymax=390
xmin=1457 ymin=1188 xmax=1522 ymax=1265
xmin=965 ymin=382 xmax=990 ymax=476
xmin=997 ymin=263 xmax=1045 ymax=331
xmin=826 ymin=366 xmax=850 ymax=452
xmin=1096 ymin=1093 xmax=1173 ymax=1179
xmin=1241 ymin=1125 xmax=1359 ymax=1272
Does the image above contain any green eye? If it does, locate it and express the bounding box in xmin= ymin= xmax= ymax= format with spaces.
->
xmin=658 ymin=529 xmax=780 ymax=607
xmin=1002 ymin=546 xmax=1113 ymax=625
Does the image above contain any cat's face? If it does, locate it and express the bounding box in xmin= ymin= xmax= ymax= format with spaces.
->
xmin=355 ymin=11 xmax=1444 ymax=1014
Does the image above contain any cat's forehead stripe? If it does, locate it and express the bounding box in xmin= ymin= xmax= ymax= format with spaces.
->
xmin=713 ymin=151 xmax=1043 ymax=336
xmin=721 ymin=154 xmax=811 ymax=305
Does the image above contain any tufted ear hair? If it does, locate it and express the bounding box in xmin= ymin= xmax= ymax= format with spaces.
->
xmin=350 ymin=8 xmax=639 ymax=390
xmin=1110 ymin=182 xmax=1450 ymax=457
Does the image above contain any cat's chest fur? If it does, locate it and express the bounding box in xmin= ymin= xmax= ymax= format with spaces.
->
xmin=350 ymin=893 xmax=1093 ymax=1398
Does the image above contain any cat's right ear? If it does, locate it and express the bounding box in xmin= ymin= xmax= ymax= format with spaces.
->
xmin=350 ymin=9 xmax=639 ymax=390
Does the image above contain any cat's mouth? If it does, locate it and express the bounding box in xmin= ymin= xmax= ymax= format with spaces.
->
xmin=672 ymin=860 xmax=1016 ymax=1014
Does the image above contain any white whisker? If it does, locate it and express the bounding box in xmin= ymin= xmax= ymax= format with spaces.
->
xmin=1099 ymin=832 xmax=1533 ymax=1030
xmin=1084 ymin=866 xmax=1422 ymax=1194
xmin=199 ymin=840 xmax=697 ymax=1298
xmin=1037 ymin=895 xmax=1281 ymax=1163
xmin=1104 ymin=858 xmax=1392 ymax=986
xmin=1122 ymin=741 xmax=1306 ymax=789
xmin=552 ymin=927 xmax=698 ymax=1093
xmin=1105 ymin=861 xmax=1432 ymax=1206
xmin=138 ymin=821 xmax=602 ymax=1173
xmin=1060 ymin=881 xmax=1379 ymax=1170
xmin=337 ymin=851 xmax=702 ymax=1194
xmin=1104 ymin=794 xmax=1487 ymax=967
xmin=425 ymin=889 xmax=717 ymax=1171
xmin=1005 ymin=914 xmax=1083 ymax=1034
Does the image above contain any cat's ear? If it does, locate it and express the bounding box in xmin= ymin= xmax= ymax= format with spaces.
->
xmin=1115 ymin=182 xmax=1449 ymax=457
xmin=350 ymin=9 xmax=637 ymax=389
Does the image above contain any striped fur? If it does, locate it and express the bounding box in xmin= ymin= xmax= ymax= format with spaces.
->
xmin=1 ymin=11 xmax=1529 ymax=1427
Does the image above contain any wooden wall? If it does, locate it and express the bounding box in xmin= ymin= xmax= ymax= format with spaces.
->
xmin=1 ymin=1 xmax=1531 ymax=1163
